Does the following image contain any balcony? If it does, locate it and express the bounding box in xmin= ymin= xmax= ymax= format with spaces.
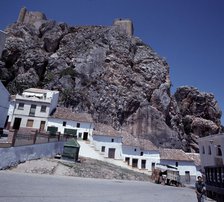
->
xmin=16 ymin=94 xmax=51 ymax=103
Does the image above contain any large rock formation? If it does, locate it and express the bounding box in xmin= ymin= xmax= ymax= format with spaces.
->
xmin=0 ymin=8 xmax=222 ymax=152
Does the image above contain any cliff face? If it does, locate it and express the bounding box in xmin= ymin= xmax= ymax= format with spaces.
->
xmin=0 ymin=9 xmax=222 ymax=152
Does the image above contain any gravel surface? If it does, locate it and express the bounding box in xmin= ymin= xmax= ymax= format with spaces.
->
xmin=8 ymin=157 xmax=151 ymax=181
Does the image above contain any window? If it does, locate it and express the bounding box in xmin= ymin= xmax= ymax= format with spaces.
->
xmin=175 ymin=162 xmax=178 ymax=167
xmin=29 ymin=104 xmax=36 ymax=116
xmin=78 ymin=132 xmax=82 ymax=138
xmin=26 ymin=119 xmax=34 ymax=127
xmin=134 ymin=148 xmax=137 ymax=152
xmin=18 ymin=103 xmax=24 ymax=110
xmin=140 ymin=151 xmax=144 ymax=156
xmin=40 ymin=105 xmax=47 ymax=112
xmin=202 ymin=146 xmax=205 ymax=154
xmin=101 ymin=146 xmax=105 ymax=152
xmin=217 ymin=145 xmax=222 ymax=156
xmin=208 ymin=146 xmax=212 ymax=155
xmin=63 ymin=121 xmax=66 ymax=126
xmin=111 ymin=138 xmax=114 ymax=142
xmin=76 ymin=123 xmax=80 ymax=128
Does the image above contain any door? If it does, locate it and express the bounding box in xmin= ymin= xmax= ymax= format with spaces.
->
xmin=108 ymin=148 xmax=116 ymax=158
xmin=132 ymin=159 xmax=138 ymax=168
xmin=39 ymin=121 xmax=46 ymax=131
xmin=141 ymin=160 xmax=146 ymax=169
xmin=13 ymin=118 xmax=22 ymax=130
xmin=185 ymin=171 xmax=190 ymax=183
xmin=83 ymin=132 xmax=88 ymax=140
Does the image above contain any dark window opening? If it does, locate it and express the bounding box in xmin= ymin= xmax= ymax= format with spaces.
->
xmin=140 ymin=151 xmax=143 ymax=156
xmin=217 ymin=146 xmax=222 ymax=156
xmin=111 ymin=138 xmax=114 ymax=142
xmin=175 ymin=162 xmax=178 ymax=167
xmin=208 ymin=146 xmax=212 ymax=155
xmin=41 ymin=105 xmax=47 ymax=112
xmin=18 ymin=103 xmax=24 ymax=110
xmin=134 ymin=148 xmax=137 ymax=152
xmin=76 ymin=123 xmax=80 ymax=128
xmin=63 ymin=121 xmax=66 ymax=126
xmin=101 ymin=146 xmax=105 ymax=152
xmin=202 ymin=146 xmax=205 ymax=154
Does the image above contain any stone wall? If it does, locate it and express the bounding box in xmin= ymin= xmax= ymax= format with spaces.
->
xmin=0 ymin=142 xmax=64 ymax=169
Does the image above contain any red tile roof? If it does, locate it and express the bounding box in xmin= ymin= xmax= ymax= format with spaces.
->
xmin=186 ymin=153 xmax=201 ymax=166
xmin=159 ymin=148 xmax=193 ymax=161
xmin=93 ymin=123 xmax=123 ymax=137
xmin=51 ymin=107 xmax=93 ymax=123
xmin=122 ymin=134 xmax=158 ymax=151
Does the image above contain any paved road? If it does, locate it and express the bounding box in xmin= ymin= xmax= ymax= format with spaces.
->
xmin=0 ymin=171 xmax=197 ymax=202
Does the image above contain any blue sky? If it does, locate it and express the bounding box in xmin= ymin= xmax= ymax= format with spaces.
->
xmin=0 ymin=0 xmax=224 ymax=124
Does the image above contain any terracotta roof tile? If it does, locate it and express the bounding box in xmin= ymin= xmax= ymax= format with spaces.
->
xmin=122 ymin=134 xmax=158 ymax=151
xmin=186 ymin=153 xmax=201 ymax=166
xmin=93 ymin=123 xmax=123 ymax=137
xmin=51 ymin=107 xmax=93 ymax=123
xmin=159 ymin=148 xmax=193 ymax=161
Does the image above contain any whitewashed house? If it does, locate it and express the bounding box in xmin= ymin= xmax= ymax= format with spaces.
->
xmin=198 ymin=134 xmax=224 ymax=201
xmin=0 ymin=81 xmax=10 ymax=130
xmin=92 ymin=123 xmax=123 ymax=159
xmin=159 ymin=148 xmax=198 ymax=184
xmin=48 ymin=107 xmax=94 ymax=140
xmin=11 ymin=88 xmax=59 ymax=130
xmin=122 ymin=134 xmax=160 ymax=171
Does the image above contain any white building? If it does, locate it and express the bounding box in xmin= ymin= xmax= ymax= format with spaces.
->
xmin=122 ymin=134 xmax=160 ymax=171
xmin=159 ymin=148 xmax=198 ymax=184
xmin=92 ymin=123 xmax=123 ymax=159
xmin=198 ymin=134 xmax=224 ymax=201
xmin=198 ymin=134 xmax=224 ymax=167
xmin=48 ymin=107 xmax=94 ymax=140
xmin=11 ymin=88 xmax=59 ymax=131
xmin=0 ymin=81 xmax=10 ymax=129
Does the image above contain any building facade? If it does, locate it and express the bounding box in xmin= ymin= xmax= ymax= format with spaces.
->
xmin=198 ymin=134 xmax=224 ymax=202
xmin=0 ymin=81 xmax=10 ymax=129
xmin=92 ymin=124 xmax=123 ymax=159
xmin=122 ymin=134 xmax=160 ymax=171
xmin=48 ymin=107 xmax=94 ymax=140
xmin=11 ymin=88 xmax=59 ymax=131
xmin=159 ymin=148 xmax=198 ymax=184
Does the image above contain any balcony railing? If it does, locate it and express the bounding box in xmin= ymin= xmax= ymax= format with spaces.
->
xmin=205 ymin=166 xmax=224 ymax=188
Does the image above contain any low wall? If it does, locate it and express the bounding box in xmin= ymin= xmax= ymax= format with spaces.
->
xmin=0 ymin=142 xmax=64 ymax=170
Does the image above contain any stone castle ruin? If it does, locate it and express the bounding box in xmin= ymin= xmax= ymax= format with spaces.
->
xmin=113 ymin=18 xmax=134 ymax=36
xmin=17 ymin=7 xmax=47 ymax=29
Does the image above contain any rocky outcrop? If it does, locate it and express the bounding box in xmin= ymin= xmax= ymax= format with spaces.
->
xmin=0 ymin=8 xmax=222 ymax=152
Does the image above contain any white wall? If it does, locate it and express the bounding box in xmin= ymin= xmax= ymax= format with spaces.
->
xmin=13 ymin=101 xmax=50 ymax=117
xmin=122 ymin=145 xmax=160 ymax=171
xmin=92 ymin=135 xmax=123 ymax=159
xmin=159 ymin=159 xmax=197 ymax=176
xmin=0 ymin=81 xmax=10 ymax=128
xmin=11 ymin=115 xmax=48 ymax=130
xmin=198 ymin=135 xmax=224 ymax=167
xmin=48 ymin=92 xmax=59 ymax=114
xmin=48 ymin=118 xmax=93 ymax=139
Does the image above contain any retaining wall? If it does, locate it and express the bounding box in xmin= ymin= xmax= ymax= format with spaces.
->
xmin=0 ymin=142 xmax=64 ymax=169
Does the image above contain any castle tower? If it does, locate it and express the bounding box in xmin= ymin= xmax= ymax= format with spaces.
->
xmin=113 ymin=18 xmax=134 ymax=36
